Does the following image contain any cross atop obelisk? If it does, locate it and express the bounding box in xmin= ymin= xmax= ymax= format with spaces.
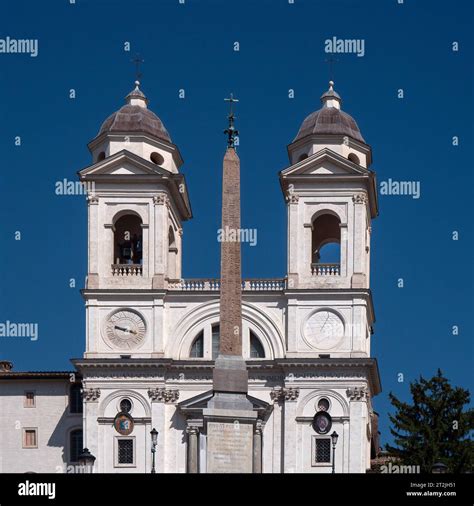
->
xmin=224 ymin=93 xmax=239 ymax=148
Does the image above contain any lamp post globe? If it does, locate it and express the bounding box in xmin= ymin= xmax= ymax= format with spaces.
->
xmin=330 ymin=431 xmax=339 ymax=474
xmin=78 ymin=448 xmax=96 ymax=473
xmin=150 ymin=428 xmax=158 ymax=474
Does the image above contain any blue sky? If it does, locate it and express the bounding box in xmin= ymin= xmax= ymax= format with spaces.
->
xmin=1 ymin=0 xmax=472 ymax=446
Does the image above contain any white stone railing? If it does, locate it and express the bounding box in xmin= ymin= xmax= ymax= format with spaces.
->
xmin=111 ymin=264 xmax=143 ymax=276
xmin=243 ymin=279 xmax=286 ymax=291
xmin=168 ymin=278 xmax=286 ymax=291
xmin=311 ymin=263 xmax=340 ymax=276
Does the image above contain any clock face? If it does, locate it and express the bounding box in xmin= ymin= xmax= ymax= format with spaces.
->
xmin=304 ymin=310 xmax=344 ymax=350
xmin=104 ymin=310 xmax=146 ymax=350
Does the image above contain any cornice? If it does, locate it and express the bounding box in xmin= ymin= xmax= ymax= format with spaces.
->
xmin=71 ymin=357 xmax=381 ymax=396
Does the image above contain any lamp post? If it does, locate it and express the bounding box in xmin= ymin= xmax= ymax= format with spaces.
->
xmin=78 ymin=448 xmax=96 ymax=474
xmin=431 ymin=462 xmax=448 ymax=474
xmin=150 ymin=428 xmax=158 ymax=474
xmin=330 ymin=431 xmax=339 ymax=474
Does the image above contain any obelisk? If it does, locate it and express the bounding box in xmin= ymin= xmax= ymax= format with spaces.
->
xmin=204 ymin=95 xmax=256 ymax=473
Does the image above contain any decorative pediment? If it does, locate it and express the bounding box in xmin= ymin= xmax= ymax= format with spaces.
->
xmin=78 ymin=149 xmax=170 ymax=179
xmin=178 ymin=389 xmax=272 ymax=420
xmin=280 ymin=148 xmax=370 ymax=178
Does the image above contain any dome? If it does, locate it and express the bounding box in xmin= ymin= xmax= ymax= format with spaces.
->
xmin=293 ymin=81 xmax=365 ymax=144
xmin=96 ymin=82 xmax=172 ymax=143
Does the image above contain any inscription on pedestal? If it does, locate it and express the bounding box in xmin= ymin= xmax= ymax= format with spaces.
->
xmin=207 ymin=421 xmax=253 ymax=473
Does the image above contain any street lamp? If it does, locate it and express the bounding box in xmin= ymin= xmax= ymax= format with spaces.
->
xmin=150 ymin=428 xmax=158 ymax=474
xmin=78 ymin=448 xmax=96 ymax=473
xmin=431 ymin=462 xmax=448 ymax=474
xmin=330 ymin=431 xmax=339 ymax=474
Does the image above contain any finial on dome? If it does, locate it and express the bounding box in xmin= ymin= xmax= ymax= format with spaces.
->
xmin=126 ymin=79 xmax=148 ymax=108
xmin=320 ymin=80 xmax=341 ymax=109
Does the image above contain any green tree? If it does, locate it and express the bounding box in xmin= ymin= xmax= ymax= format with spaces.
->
xmin=386 ymin=369 xmax=474 ymax=473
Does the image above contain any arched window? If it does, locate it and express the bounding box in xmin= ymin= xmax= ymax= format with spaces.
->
xmin=211 ymin=324 xmax=220 ymax=359
xmin=69 ymin=384 xmax=83 ymax=414
xmin=298 ymin=153 xmax=309 ymax=162
xmin=311 ymin=213 xmax=341 ymax=275
xmin=190 ymin=330 xmax=204 ymax=358
xmin=69 ymin=429 xmax=83 ymax=463
xmin=114 ymin=214 xmax=143 ymax=265
xmin=348 ymin=153 xmax=360 ymax=165
xmin=96 ymin=151 xmax=106 ymax=162
xmin=188 ymin=325 xmax=266 ymax=359
xmin=249 ymin=331 xmax=265 ymax=358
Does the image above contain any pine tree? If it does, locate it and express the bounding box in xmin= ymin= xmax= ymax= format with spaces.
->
xmin=386 ymin=369 xmax=474 ymax=473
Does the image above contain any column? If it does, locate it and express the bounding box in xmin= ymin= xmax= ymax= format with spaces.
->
xmin=286 ymin=191 xmax=300 ymax=286
xmin=342 ymin=419 xmax=350 ymax=473
xmin=282 ymin=387 xmax=300 ymax=473
xmin=148 ymin=387 xmax=180 ymax=473
xmin=186 ymin=425 xmax=199 ymax=473
xmin=270 ymin=388 xmax=283 ymax=473
xmin=340 ymin=222 xmax=348 ymax=277
xmin=351 ymin=193 xmax=368 ymax=287
xmin=81 ymin=388 xmax=101 ymax=472
xmin=103 ymin=223 xmax=114 ymax=276
xmin=152 ymin=194 xmax=168 ymax=287
xmin=303 ymin=222 xmax=312 ymax=279
xmin=177 ymin=228 xmax=183 ymax=279
xmin=87 ymin=196 xmax=99 ymax=287
xmin=347 ymin=387 xmax=368 ymax=473
xmin=141 ymin=223 xmax=149 ymax=277
xmin=253 ymin=420 xmax=263 ymax=473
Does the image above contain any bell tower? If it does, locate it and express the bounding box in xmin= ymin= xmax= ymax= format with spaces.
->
xmin=280 ymin=81 xmax=378 ymax=291
xmin=280 ymin=81 xmax=379 ymax=361
xmin=78 ymin=81 xmax=192 ymax=358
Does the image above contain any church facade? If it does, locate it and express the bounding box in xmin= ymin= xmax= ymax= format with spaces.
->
xmin=0 ymin=80 xmax=381 ymax=473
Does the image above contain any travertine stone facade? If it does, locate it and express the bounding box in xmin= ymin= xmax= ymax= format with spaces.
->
xmin=0 ymin=81 xmax=382 ymax=474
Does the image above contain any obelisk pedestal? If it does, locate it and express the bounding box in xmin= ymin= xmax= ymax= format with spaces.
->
xmin=204 ymin=137 xmax=256 ymax=473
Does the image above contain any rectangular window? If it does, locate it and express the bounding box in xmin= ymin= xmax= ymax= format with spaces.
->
xmin=69 ymin=430 xmax=83 ymax=463
xmin=69 ymin=384 xmax=83 ymax=414
xmin=23 ymin=429 xmax=38 ymax=448
xmin=116 ymin=438 xmax=135 ymax=467
xmin=24 ymin=391 xmax=35 ymax=408
xmin=312 ymin=437 xmax=331 ymax=465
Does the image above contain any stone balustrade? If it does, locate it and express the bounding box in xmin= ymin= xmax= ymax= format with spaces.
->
xmin=311 ymin=263 xmax=340 ymax=276
xmin=111 ymin=264 xmax=143 ymax=276
xmin=167 ymin=278 xmax=286 ymax=291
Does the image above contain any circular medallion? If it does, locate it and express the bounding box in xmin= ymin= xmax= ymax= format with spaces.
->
xmin=114 ymin=412 xmax=134 ymax=435
xmin=312 ymin=411 xmax=332 ymax=435
xmin=303 ymin=310 xmax=344 ymax=350
xmin=103 ymin=309 xmax=146 ymax=350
